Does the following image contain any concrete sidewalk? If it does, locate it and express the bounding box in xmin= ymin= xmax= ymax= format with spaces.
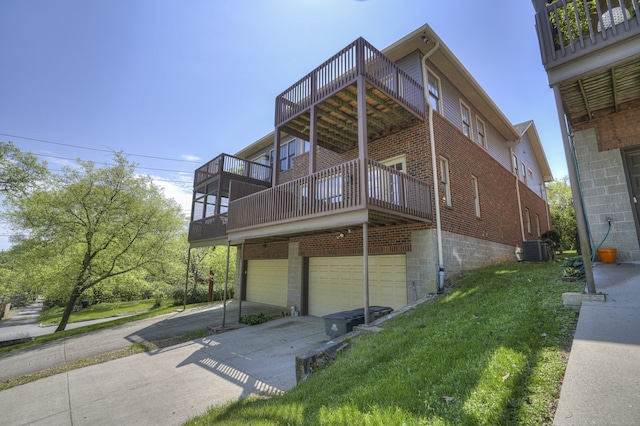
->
xmin=554 ymin=262 xmax=640 ymax=425
xmin=0 ymin=311 xmax=327 ymax=425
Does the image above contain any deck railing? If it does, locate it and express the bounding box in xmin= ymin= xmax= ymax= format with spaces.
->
xmin=227 ymin=158 xmax=432 ymax=232
xmin=275 ymin=37 xmax=425 ymax=127
xmin=533 ymin=0 xmax=640 ymax=68
xmin=188 ymin=213 xmax=228 ymax=242
xmin=194 ymin=153 xmax=272 ymax=187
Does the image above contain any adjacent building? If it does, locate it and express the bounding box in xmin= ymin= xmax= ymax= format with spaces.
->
xmin=189 ymin=24 xmax=553 ymax=319
xmin=531 ymin=0 xmax=640 ymax=288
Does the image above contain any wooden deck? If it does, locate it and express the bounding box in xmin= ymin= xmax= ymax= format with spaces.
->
xmin=275 ymin=37 xmax=425 ymax=153
xmin=532 ymin=0 xmax=640 ymax=125
xmin=227 ymin=158 xmax=432 ymax=239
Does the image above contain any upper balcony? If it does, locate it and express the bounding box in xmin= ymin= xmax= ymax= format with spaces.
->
xmin=226 ymin=158 xmax=432 ymax=242
xmin=275 ymin=37 xmax=425 ymax=153
xmin=188 ymin=154 xmax=272 ymax=245
xmin=532 ymin=0 xmax=640 ymax=125
xmin=533 ymin=0 xmax=639 ymax=80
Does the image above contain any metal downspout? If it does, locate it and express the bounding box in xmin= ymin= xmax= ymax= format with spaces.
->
xmin=515 ymin=163 xmax=526 ymax=242
xmin=421 ymin=41 xmax=445 ymax=292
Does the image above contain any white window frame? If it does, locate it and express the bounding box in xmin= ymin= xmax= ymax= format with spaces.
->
xmin=512 ymin=152 xmax=518 ymax=175
xmin=535 ymin=213 xmax=541 ymax=237
xmin=382 ymin=154 xmax=406 ymax=173
xmin=439 ymin=156 xmax=451 ymax=207
xmin=375 ymin=154 xmax=407 ymax=206
xmin=521 ymin=162 xmax=528 ymax=185
xmin=426 ymin=69 xmax=442 ymax=114
xmin=525 ymin=207 xmax=531 ymax=234
xmin=460 ymin=101 xmax=471 ymax=138
xmin=472 ymin=175 xmax=480 ymax=218
xmin=476 ymin=116 xmax=487 ymax=148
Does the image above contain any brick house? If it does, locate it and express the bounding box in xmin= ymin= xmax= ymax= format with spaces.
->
xmin=531 ymin=0 xmax=640 ymax=289
xmin=188 ymin=24 xmax=552 ymax=320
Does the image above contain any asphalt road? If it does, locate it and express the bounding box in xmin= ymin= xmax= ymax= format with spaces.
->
xmin=0 ymin=299 xmax=288 ymax=382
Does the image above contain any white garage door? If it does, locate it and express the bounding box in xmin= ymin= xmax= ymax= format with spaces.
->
xmin=246 ymin=259 xmax=288 ymax=307
xmin=308 ymin=255 xmax=407 ymax=317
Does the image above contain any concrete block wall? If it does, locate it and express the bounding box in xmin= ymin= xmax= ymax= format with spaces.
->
xmin=406 ymin=230 xmax=439 ymax=297
xmin=287 ymin=242 xmax=304 ymax=312
xmin=233 ymin=245 xmax=243 ymax=300
xmin=441 ymin=230 xmax=516 ymax=273
xmin=573 ymin=128 xmax=640 ymax=261
xmin=408 ymin=229 xmax=517 ymax=297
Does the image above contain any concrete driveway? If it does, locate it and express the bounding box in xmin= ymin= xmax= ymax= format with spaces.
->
xmin=0 ymin=310 xmax=327 ymax=425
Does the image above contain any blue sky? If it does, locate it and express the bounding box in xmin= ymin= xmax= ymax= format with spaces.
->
xmin=0 ymin=0 xmax=567 ymax=250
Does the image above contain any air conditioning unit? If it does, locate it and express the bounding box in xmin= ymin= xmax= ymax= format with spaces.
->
xmin=523 ymin=240 xmax=549 ymax=262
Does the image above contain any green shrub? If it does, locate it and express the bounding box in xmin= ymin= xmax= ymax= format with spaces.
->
xmin=562 ymin=255 xmax=585 ymax=278
xmin=172 ymin=287 xmax=208 ymax=305
xmin=240 ymin=313 xmax=269 ymax=325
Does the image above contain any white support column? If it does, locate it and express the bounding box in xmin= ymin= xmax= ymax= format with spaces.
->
xmin=554 ymin=85 xmax=596 ymax=293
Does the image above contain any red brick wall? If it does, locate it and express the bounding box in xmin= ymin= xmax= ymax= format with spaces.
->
xmin=247 ymin=114 xmax=550 ymax=258
xmin=243 ymin=241 xmax=289 ymax=260
xmin=572 ymin=108 xmax=640 ymax=152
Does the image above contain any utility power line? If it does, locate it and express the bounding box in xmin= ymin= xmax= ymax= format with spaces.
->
xmin=0 ymin=132 xmax=203 ymax=164
xmin=35 ymin=153 xmax=194 ymax=174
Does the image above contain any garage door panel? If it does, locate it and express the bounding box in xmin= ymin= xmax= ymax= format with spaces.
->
xmin=309 ymin=255 xmax=406 ymax=317
xmin=246 ymin=259 xmax=288 ymax=307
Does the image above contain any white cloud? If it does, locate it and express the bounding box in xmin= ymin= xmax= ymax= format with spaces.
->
xmin=149 ymin=175 xmax=193 ymax=218
xmin=181 ymin=154 xmax=201 ymax=162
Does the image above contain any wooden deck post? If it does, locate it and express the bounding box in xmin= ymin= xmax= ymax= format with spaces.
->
xmin=222 ymin=241 xmax=231 ymax=327
xmin=309 ymin=104 xmax=317 ymax=175
xmin=273 ymin=129 xmax=281 ymax=186
xmin=363 ymin=221 xmax=370 ymax=325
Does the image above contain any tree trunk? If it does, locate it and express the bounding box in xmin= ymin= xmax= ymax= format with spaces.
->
xmin=55 ymin=291 xmax=80 ymax=332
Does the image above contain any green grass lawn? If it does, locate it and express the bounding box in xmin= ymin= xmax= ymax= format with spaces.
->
xmin=0 ymin=299 xmax=211 ymax=355
xmin=185 ymin=260 xmax=583 ymax=426
xmin=37 ymin=298 xmax=175 ymax=326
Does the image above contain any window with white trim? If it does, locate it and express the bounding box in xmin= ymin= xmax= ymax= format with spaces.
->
xmin=512 ymin=153 xmax=518 ymax=174
xmin=525 ymin=208 xmax=531 ymax=234
xmin=439 ymin=156 xmax=451 ymax=207
xmin=472 ymin=175 xmax=480 ymax=217
xmin=382 ymin=154 xmax=406 ymax=173
xmin=476 ymin=116 xmax=486 ymax=148
xmin=535 ymin=213 xmax=541 ymax=237
xmin=427 ymin=70 xmax=441 ymax=113
xmin=460 ymin=101 xmax=471 ymax=138
xmin=521 ymin=162 xmax=528 ymax=185
xmin=375 ymin=154 xmax=407 ymax=205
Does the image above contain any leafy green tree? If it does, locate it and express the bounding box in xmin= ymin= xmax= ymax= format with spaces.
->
xmin=547 ymin=177 xmax=577 ymax=251
xmin=2 ymin=153 xmax=185 ymax=331
xmin=0 ymin=141 xmax=48 ymax=195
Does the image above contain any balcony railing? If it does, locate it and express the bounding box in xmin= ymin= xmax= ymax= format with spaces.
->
xmin=533 ymin=0 xmax=640 ymax=69
xmin=227 ymin=158 xmax=432 ymax=233
xmin=275 ymin=37 xmax=425 ymax=127
xmin=188 ymin=214 xmax=228 ymax=243
xmin=194 ymin=153 xmax=272 ymax=187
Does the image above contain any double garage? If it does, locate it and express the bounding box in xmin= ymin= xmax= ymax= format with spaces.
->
xmin=245 ymin=255 xmax=407 ymax=317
